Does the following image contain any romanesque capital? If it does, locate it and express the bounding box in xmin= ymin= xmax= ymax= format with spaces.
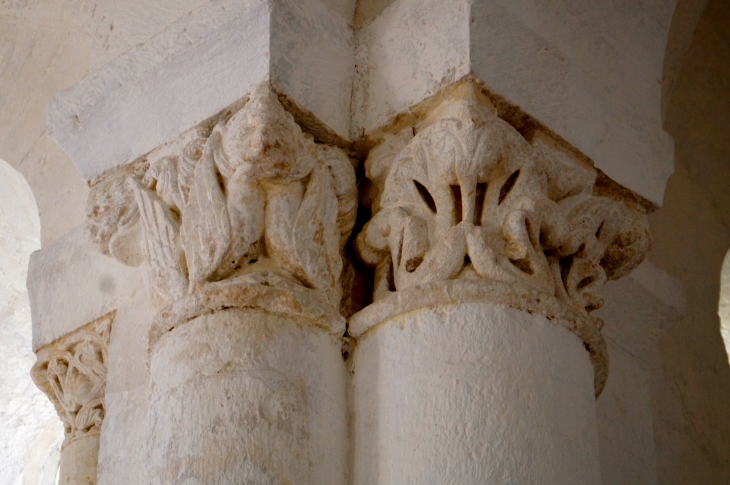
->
xmin=31 ymin=312 xmax=113 ymax=446
xmin=357 ymin=83 xmax=650 ymax=312
xmin=354 ymin=83 xmax=652 ymax=395
xmin=84 ymin=83 xmax=357 ymax=341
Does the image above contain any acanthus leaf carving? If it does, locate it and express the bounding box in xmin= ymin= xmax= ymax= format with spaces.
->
xmin=31 ymin=312 xmax=114 ymax=446
xmin=180 ymin=129 xmax=233 ymax=292
xmin=128 ymin=177 xmax=188 ymax=305
xmin=85 ymin=82 xmax=357 ymax=316
xmin=355 ymin=83 xmax=651 ymax=317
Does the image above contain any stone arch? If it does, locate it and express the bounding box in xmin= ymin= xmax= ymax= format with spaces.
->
xmin=720 ymin=250 xmax=730 ymax=363
xmin=661 ymin=0 xmax=711 ymax=122
xmin=0 ymin=157 xmax=63 ymax=485
xmin=648 ymin=0 xmax=730 ymax=481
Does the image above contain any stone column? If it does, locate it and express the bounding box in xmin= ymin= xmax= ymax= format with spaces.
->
xmin=84 ymin=83 xmax=356 ymax=485
xmin=351 ymin=82 xmax=651 ymax=484
xmin=31 ymin=312 xmax=114 ymax=485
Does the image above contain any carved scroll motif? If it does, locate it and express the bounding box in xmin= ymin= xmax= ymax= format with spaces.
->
xmin=356 ymin=88 xmax=651 ymax=316
xmin=31 ymin=312 xmax=114 ymax=445
xmin=85 ymin=83 xmax=357 ymax=311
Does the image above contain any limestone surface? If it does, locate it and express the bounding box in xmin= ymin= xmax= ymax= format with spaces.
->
xmin=0 ymin=159 xmax=62 ymax=485
xmin=81 ymin=82 xmax=355 ymax=485
xmin=147 ymin=308 xmax=348 ymax=485
xmin=31 ymin=313 xmax=113 ymax=445
xmin=355 ymin=83 xmax=651 ymax=395
xmin=86 ymin=82 xmax=357 ymax=315
xmin=354 ymin=0 xmax=675 ymax=205
xmin=350 ymin=302 xmax=602 ymax=485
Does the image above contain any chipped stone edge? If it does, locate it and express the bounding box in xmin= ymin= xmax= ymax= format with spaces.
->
xmin=149 ymin=276 xmax=346 ymax=353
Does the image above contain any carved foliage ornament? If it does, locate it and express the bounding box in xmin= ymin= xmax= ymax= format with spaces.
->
xmin=356 ymin=88 xmax=651 ymax=316
xmin=85 ymin=83 xmax=357 ymax=311
xmin=31 ymin=312 xmax=113 ymax=445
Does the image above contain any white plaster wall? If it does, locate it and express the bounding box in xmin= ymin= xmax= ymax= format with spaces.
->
xmin=351 ymin=0 xmax=471 ymax=135
xmin=351 ymin=302 xmax=602 ymax=484
xmin=0 ymin=158 xmax=63 ymax=485
xmin=27 ymin=226 xmax=145 ymax=352
xmin=593 ymin=261 xmax=685 ymax=485
xmin=354 ymin=0 xmax=675 ymax=205
xmin=0 ymin=0 xmax=217 ymax=245
xmin=47 ymin=0 xmax=355 ymax=182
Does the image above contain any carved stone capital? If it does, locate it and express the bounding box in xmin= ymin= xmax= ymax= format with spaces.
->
xmin=84 ymin=83 xmax=357 ymax=331
xmin=31 ymin=312 xmax=114 ymax=446
xmin=354 ymin=83 xmax=652 ymax=395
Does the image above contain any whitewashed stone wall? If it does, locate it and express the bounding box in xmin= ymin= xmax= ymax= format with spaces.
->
xmin=0 ymin=158 xmax=62 ymax=485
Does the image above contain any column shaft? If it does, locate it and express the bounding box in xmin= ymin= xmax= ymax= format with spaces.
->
xmin=351 ymin=302 xmax=601 ymax=484
xmin=147 ymin=308 xmax=347 ymax=484
xmin=59 ymin=435 xmax=101 ymax=485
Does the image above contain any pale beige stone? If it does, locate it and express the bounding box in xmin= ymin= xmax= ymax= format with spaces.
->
xmin=350 ymin=302 xmax=601 ymax=485
xmin=31 ymin=313 xmax=113 ymax=444
xmin=80 ymin=81 xmax=355 ymax=485
xmin=0 ymin=158 xmax=62 ymax=485
xmin=85 ymin=82 xmax=357 ymax=312
xmin=349 ymin=277 xmax=609 ymax=396
xmin=8 ymin=2 xmax=726 ymax=484
xmin=356 ymin=82 xmax=651 ymax=317
xmin=147 ymin=307 xmax=347 ymax=485
xmin=58 ymin=435 xmax=100 ymax=485
xmin=353 ymin=0 xmax=397 ymax=28
xmin=648 ymin=2 xmax=730 ymax=481
xmin=0 ymin=4 xmax=91 ymax=246
xmin=0 ymin=0 xmax=218 ymax=247
xmin=31 ymin=312 xmax=113 ymax=485
xmin=354 ymin=81 xmax=652 ymax=400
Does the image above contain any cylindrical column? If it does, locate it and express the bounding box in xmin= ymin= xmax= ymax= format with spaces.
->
xmin=146 ymin=305 xmax=348 ymax=485
xmin=59 ymin=435 xmax=101 ymax=485
xmin=350 ymin=301 xmax=601 ymax=485
xmin=80 ymin=82 xmax=358 ymax=485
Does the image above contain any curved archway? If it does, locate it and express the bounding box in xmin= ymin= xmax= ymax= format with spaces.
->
xmin=0 ymin=158 xmax=63 ymax=485
xmin=720 ymin=250 xmax=730 ymax=363
xmin=661 ymin=0 xmax=711 ymax=122
xmin=649 ymin=0 xmax=730 ymax=482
